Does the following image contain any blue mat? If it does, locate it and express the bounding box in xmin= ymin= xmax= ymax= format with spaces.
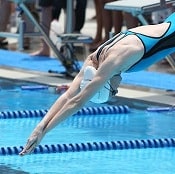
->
xmin=121 ymin=71 xmax=175 ymax=91
xmin=0 ymin=49 xmax=67 ymax=72
xmin=0 ymin=49 xmax=175 ymax=91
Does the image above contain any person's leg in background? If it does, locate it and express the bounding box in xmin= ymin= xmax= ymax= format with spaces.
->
xmin=22 ymin=1 xmax=38 ymax=49
xmin=102 ymin=0 xmax=123 ymax=41
xmin=52 ymin=0 xmax=66 ymax=20
xmin=31 ymin=0 xmax=53 ymax=57
xmin=89 ymin=0 xmax=103 ymax=52
xmin=89 ymin=0 xmax=123 ymax=52
xmin=112 ymin=10 xmax=123 ymax=34
xmin=123 ymin=12 xmax=139 ymax=29
xmin=74 ymin=0 xmax=87 ymax=33
xmin=0 ymin=0 xmax=11 ymax=47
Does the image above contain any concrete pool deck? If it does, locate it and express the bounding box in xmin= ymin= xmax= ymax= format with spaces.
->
xmin=0 ymin=66 xmax=174 ymax=107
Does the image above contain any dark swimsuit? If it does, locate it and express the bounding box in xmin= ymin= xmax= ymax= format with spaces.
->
xmin=96 ymin=12 xmax=175 ymax=72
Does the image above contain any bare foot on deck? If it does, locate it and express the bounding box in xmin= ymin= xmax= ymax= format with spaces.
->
xmin=30 ymin=48 xmax=50 ymax=57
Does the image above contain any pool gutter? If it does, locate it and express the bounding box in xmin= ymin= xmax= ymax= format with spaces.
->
xmin=0 ymin=67 xmax=174 ymax=106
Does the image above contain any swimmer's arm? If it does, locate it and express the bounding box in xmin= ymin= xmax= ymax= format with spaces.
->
xmin=19 ymin=57 xmax=95 ymax=156
xmin=19 ymin=68 xmax=108 ymax=156
xmin=19 ymin=68 xmax=87 ymax=156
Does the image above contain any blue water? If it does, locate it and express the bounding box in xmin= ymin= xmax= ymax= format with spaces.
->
xmin=1 ymin=148 xmax=175 ymax=174
xmin=0 ymin=78 xmax=175 ymax=174
xmin=0 ymin=78 xmax=58 ymax=110
xmin=1 ymin=110 xmax=175 ymax=147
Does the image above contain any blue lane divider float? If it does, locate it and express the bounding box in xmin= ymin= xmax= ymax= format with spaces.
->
xmin=147 ymin=106 xmax=175 ymax=112
xmin=21 ymin=85 xmax=49 ymax=90
xmin=0 ymin=105 xmax=130 ymax=119
xmin=1 ymin=138 xmax=175 ymax=156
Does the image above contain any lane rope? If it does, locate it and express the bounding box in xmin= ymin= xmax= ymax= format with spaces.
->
xmin=1 ymin=138 xmax=175 ymax=156
xmin=0 ymin=105 xmax=130 ymax=119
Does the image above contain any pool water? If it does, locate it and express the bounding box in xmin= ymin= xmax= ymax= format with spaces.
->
xmin=0 ymin=78 xmax=175 ymax=174
xmin=0 ymin=78 xmax=58 ymax=110
xmin=1 ymin=148 xmax=175 ymax=174
xmin=1 ymin=110 xmax=175 ymax=147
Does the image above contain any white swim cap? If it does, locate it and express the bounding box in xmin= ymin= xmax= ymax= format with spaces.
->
xmin=80 ymin=66 xmax=110 ymax=103
xmin=80 ymin=66 xmax=97 ymax=90
xmin=83 ymin=66 xmax=97 ymax=80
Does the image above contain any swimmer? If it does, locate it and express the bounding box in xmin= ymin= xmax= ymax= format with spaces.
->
xmin=19 ymin=12 xmax=175 ymax=156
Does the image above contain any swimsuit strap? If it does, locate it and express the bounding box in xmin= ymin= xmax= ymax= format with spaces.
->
xmin=96 ymin=32 xmax=126 ymax=61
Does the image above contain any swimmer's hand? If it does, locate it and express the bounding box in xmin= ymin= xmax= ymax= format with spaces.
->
xmin=19 ymin=125 xmax=44 ymax=156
